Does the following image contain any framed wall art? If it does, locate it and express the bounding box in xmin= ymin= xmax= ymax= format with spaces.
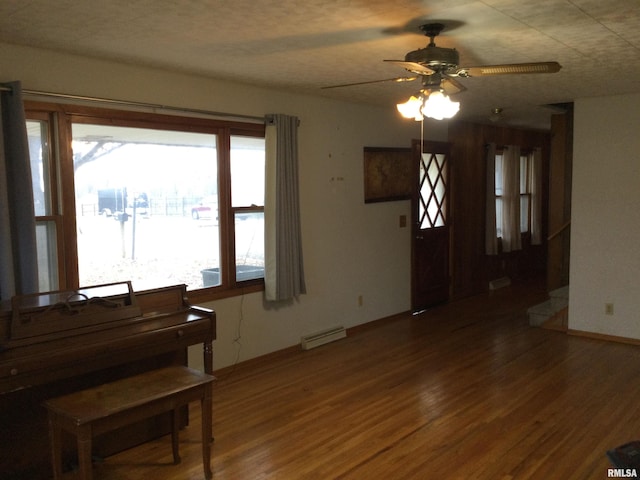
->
xmin=363 ymin=147 xmax=412 ymax=203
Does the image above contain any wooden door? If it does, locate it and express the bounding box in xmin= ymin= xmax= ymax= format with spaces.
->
xmin=411 ymin=140 xmax=451 ymax=311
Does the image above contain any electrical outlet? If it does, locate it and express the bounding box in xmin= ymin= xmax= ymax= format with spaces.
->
xmin=605 ymin=303 xmax=614 ymax=315
xmin=358 ymin=295 xmax=363 ymax=307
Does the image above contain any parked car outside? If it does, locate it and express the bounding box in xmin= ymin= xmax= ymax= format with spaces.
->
xmin=191 ymin=196 xmax=217 ymax=220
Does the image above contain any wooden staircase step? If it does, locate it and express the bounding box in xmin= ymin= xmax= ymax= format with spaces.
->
xmin=540 ymin=306 xmax=568 ymax=331
xmin=527 ymin=285 xmax=569 ymax=329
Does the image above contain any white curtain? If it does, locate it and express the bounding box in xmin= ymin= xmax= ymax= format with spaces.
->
xmin=0 ymin=81 xmax=38 ymax=301
xmin=264 ymin=114 xmax=306 ymax=302
xmin=485 ymin=143 xmax=498 ymax=255
xmin=501 ymin=145 xmax=522 ymax=252
xmin=529 ymin=147 xmax=542 ymax=245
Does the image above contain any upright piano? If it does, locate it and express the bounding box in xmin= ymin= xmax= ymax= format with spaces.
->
xmin=0 ymin=282 xmax=216 ymax=479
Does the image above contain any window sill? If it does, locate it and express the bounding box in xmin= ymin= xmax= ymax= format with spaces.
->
xmin=187 ymin=282 xmax=264 ymax=304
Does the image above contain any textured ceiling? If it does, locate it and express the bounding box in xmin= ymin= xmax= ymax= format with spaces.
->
xmin=2 ymin=0 xmax=640 ymax=129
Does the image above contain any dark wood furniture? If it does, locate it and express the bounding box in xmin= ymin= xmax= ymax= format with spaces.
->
xmin=44 ymin=365 xmax=214 ymax=480
xmin=0 ymin=282 xmax=215 ymax=479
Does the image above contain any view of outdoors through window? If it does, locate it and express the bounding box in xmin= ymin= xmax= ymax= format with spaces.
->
xmin=230 ymin=135 xmax=266 ymax=283
xmin=72 ymin=124 xmax=265 ymax=291
xmin=27 ymin=120 xmax=59 ymax=292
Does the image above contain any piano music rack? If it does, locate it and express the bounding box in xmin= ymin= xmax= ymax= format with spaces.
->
xmin=10 ymin=281 xmax=141 ymax=342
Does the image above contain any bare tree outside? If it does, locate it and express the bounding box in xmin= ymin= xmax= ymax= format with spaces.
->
xmin=72 ymin=124 xmax=223 ymax=291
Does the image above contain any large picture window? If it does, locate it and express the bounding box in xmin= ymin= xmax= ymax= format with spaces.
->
xmin=25 ymin=102 xmax=265 ymax=297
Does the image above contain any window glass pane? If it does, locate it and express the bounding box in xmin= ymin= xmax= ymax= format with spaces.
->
xmin=419 ymin=153 xmax=447 ymax=229
xmin=520 ymin=196 xmax=530 ymax=233
xmin=72 ymin=124 xmax=219 ymax=291
xmin=495 ymin=198 xmax=503 ymax=237
xmin=231 ymin=136 xmax=265 ymax=207
xmin=26 ymin=120 xmax=52 ymax=216
xmin=519 ymin=155 xmax=528 ymax=193
xmin=235 ymin=211 xmax=264 ymax=281
xmin=36 ymin=221 xmax=59 ymax=291
xmin=428 ymin=154 xmax=446 ymax=228
xmin=495 ymin=154 xmax=504 ymax=196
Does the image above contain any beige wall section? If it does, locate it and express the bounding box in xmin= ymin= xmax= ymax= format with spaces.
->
xmin=569 ymin=93 xmax=640 ymax=340
xmin=0 ymin=42 xmax=449 ymax=370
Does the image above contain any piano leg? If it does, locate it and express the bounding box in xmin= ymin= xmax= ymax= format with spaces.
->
xmin=204 ymin=340 xmax=213 ymax=375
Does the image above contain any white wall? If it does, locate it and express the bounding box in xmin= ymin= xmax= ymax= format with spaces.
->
xmin=569 ymin=93 xmax=640 ymax=339
xmin=0 ymin=43 xmax=449 ymax=370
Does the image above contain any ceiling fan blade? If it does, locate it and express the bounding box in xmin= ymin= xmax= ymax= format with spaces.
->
xmin=321 ymin=76 xmax=418 ymax=89
xmin=383 ymin=60 xmax=435 ymax=75
xmin=441 ymin=76 xmax=467 ymax=95
xmin=456 ymin=61 xmax=561 ymax=77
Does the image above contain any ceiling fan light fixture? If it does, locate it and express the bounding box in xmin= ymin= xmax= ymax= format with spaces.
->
xmin=397 ymin=89 xmax=459 ymax=121
xmin=396 ymin=95 xmax=424 ymax=121
xmin=421 ymin=90 xmax=460 ymax=120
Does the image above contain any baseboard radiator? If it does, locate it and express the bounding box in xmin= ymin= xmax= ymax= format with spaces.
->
xmin=301 ymin=326 xmax=346 ymax=350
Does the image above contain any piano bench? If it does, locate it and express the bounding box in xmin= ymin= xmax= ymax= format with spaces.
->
xmin=43 ymin=366 xmax=215 ymax=480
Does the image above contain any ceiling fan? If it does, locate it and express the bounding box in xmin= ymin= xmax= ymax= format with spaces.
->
xmin=323 ymin=23 xmax=561 ymax=119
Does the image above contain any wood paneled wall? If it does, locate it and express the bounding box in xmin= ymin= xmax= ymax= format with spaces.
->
xmin=547 ymin=109 xmax=573 ymax=291
xmin=447 ymin=121 xmax=551 ymax=300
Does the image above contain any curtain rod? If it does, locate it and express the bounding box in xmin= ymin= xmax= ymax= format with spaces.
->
xmin=0 ymin=84 xmax=265 ymax=123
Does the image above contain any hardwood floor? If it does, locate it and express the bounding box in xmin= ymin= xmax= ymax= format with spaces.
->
xmin=87 ymin=279 xmax=640 ymax=479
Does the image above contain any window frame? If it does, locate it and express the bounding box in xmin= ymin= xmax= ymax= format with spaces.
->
xmin=519 ymin=152 xmax=532 ymax=234
xmin=24 ymin=100 xmax=266 ymax=301
xmin=494 ymin=148 xmax=534 ymax=239
xmin=27 ymin=111 xmax=66 ymax=290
